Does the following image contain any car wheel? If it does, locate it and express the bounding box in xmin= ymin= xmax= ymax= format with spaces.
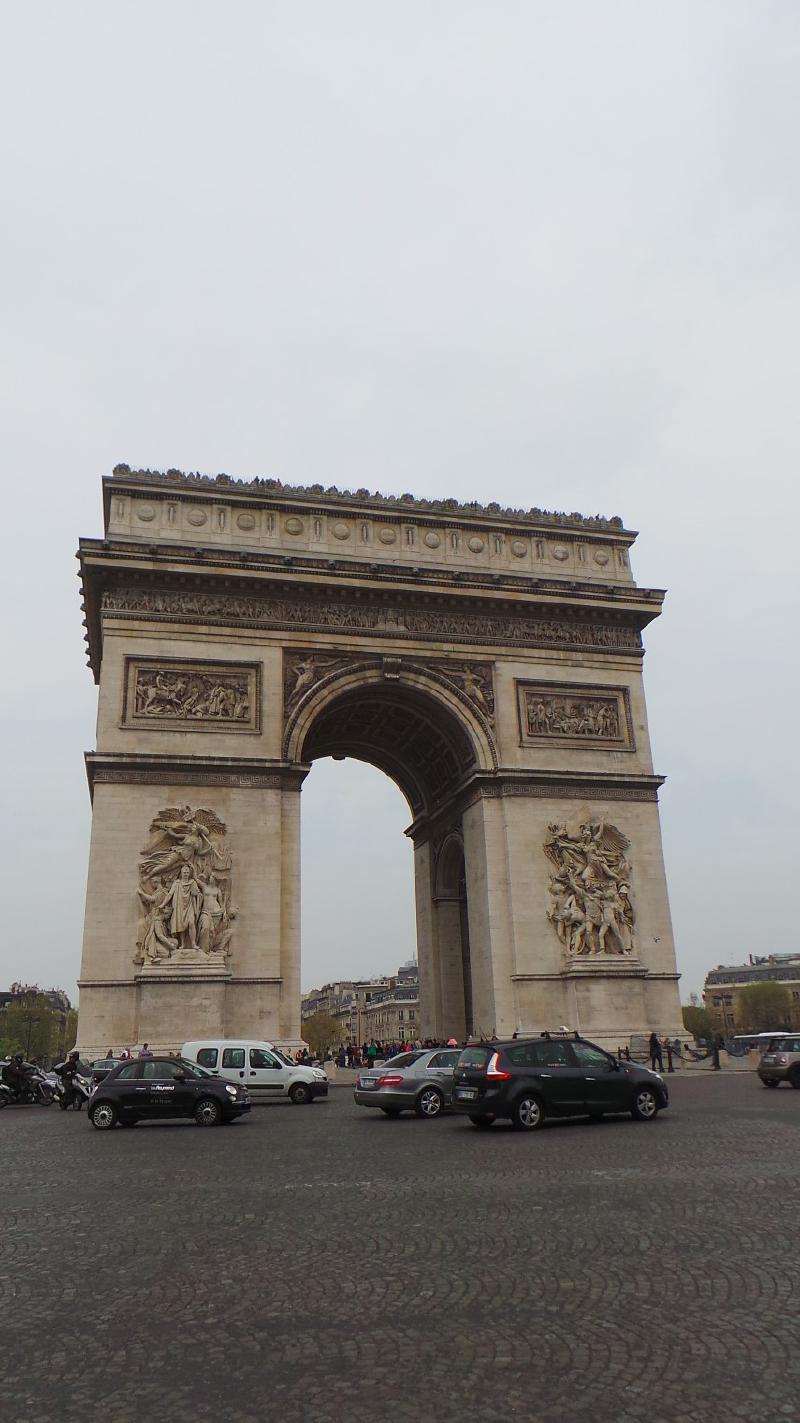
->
xmin=510 ymin=1094 xmax=544 ymax=1131
xmin=415 ymin=1087 xmax=444 ymax=1119
xmin=289 ymin=1083 xmax=312 ymax=1105
xmin=194 ymin=1098 xmax=222 ymax=1127
xmin=762 ymin=1079 xmax=779 ymax=1088
xmin=90 ymin=1102 xmax=117 ymax=1131
xmin=381 ymin=1108 xmax=401 ymax=1118
xmin=468 ymin=1115 xmax=495 ymax=1128
xmin=631 ymin=1087 xmax=659 ymax=1121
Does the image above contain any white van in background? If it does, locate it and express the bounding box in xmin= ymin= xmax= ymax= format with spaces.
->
xmin=182 ymin=1040 xmax=328 ymax=1104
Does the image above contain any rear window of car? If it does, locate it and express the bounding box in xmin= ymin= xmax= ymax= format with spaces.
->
xmin=383 ymin=1052 xmax=423 ymax=1069
xmin=768 ymin=1038 xmax=800 ymax=1053
xmin=457 ymin=1048 xmax=490 ymax=1068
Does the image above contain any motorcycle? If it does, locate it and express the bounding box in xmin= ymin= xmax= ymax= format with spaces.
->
xmin=0 ymin=1067 xmax=54 ymax=1107
xmin=53 ymin=1073 xmax=91 ymax=1111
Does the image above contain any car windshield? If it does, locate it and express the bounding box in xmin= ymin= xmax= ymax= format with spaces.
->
xmin=274 ymin=1050 xmax=296 ymax=1065
xmin=457 ymin=1047 xmax=490 ymax=1067
xmin=382 ymin=1052 xmax=423 ymax=1069
xmin=92 ymin=1059 xmax=119 ymax=1069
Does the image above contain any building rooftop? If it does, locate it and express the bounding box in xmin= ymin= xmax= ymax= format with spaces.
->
xmin=109 ymin=464 xmax=629 ymax=536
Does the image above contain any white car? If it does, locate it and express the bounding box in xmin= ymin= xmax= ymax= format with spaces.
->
xmin=181 ymin=1039 xmax=328 ymax=1105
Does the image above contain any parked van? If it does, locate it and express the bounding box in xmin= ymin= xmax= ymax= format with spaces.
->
xmin=181 ymin=1040 xmax=328 ymax=1104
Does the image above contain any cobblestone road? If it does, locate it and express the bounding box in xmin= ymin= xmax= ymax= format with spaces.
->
xmin=2 ymin=1073 xmax=798 ymax=1423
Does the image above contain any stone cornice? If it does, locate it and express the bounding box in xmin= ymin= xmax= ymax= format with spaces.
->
xmin=80 ymin=537 xmax=662 ymax=605
xmin=84 ymin=752 xmax=309 ymax=801
xmin=105 ymin=465 xmax=633 ymax=538
xmin=406 ymin=768 xmax=666 ymax=841
xmin=78 ymin=547 xmax=661 ymax=680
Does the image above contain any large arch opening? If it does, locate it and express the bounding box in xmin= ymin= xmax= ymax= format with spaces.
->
xmin=294 ymin=676 xmax=488 ymax=1041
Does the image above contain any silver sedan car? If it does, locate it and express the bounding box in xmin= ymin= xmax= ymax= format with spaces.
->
xmin=353 ymin=1049 xmax=461 ymax=1118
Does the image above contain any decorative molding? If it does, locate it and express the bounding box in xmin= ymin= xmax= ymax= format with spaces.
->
xmin=407 ymin=770 xmax=664 ymax=843
xmin=122 ymin=656 xmax=261 ymax=734
xmin=109 ymin=464 xmax=629 ymax=535
xmin=468 ymin=775 xmax=661 ymax=803
xmin=516 ymin=679 xmax=634 ymax=751
xmin=85 ymin=753 xmax=308 ymax=800
xmin=101 ymin=587 xmax=642 ymax=656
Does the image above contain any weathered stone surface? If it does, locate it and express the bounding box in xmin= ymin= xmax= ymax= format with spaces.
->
xmin=76 ymin=469 xmax=682 ymax=1053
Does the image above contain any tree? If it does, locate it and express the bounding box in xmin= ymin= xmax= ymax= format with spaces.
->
xmin=682 ymin=1005 xmax=714 ymax=1042
xmin=302 ymin=1012 xmax=341 ymax=1057
xmin=0 ymin=993 xmax=64 ymax=1063
xmin=736 ymin=982 xmax=792 ymax=1034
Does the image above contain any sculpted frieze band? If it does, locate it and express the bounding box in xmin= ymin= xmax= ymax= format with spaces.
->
xmin=122 ymin=658 xmax=260 ymax=733
xmin=103 ymin=588 xmax=641 ymax=654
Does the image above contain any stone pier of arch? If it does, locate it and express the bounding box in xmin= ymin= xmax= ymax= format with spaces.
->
xmin=75 ymin=466 xmax=683 ymax=1056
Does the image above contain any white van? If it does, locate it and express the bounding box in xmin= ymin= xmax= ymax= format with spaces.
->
xmin=182 ymin=1040 xmax=328 ymax=1105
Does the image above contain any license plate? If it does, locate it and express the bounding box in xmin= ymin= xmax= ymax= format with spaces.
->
xmin=456 ymin=1088 xmax=477 ymax=1100
xmin=359 ymin=1080 xmax=378 ymax=1090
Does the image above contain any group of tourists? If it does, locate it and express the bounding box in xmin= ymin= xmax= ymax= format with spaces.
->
xmin=329 ymin=1036 xmax=460 ymax=1069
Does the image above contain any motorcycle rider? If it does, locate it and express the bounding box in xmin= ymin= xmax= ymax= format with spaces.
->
xmin=1 ymin=1053 xmax=34 ymax=1102
xmin=53 ymin=1049 xmax=81 ymax=1110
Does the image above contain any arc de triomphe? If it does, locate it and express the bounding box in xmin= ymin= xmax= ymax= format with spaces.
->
xmin=75 ymin=465 xmax=682 ymax=1055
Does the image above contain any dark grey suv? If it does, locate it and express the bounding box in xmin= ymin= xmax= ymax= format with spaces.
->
xmin=451 ymin=1033 xmax=669 ymax=1130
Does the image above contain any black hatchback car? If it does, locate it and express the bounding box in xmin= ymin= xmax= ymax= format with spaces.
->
xmin=451 ymin=1033 xmax=669 ymax=1131
xmin=88 ymin=1056 xmax=251 ymax=1130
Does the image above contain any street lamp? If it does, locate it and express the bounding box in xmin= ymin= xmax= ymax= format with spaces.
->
xmin=24 ymin=1014 xmax=40 ymax=1060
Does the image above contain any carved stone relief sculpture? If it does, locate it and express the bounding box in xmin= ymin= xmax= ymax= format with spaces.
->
xmin=426 ymin=660 xmax=495 ymax=723
xmin=283 ymin=653 xmax=356 ymax=715
xmin=134 ymin=807 xmax=235 ymax=969
xmin=544 ymin=819 xmax=635 ymax=957
xmin=282 ymin=649 xmax=496 ymax=729
xmin=123 ymin=659 xmax=260 ymax=733
xmin=518 ymin=682 xmax=633 ymax=750
xmin=103 ymin=588 xmax=642 ymax=656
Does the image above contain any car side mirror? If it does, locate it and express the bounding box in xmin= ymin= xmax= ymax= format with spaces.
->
xmin=609 ymin=1058 xmax=620 ymax=1071
xmin=174 ymin=1072 xmax=186 ymax=1082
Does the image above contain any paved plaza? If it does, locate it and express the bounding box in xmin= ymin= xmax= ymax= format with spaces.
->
xmin=2 ymin=1073 xmax=798 ymax=1423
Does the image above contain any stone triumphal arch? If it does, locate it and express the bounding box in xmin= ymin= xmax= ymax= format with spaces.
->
xmin=75 ymin=465 xmax=683 ymax=1055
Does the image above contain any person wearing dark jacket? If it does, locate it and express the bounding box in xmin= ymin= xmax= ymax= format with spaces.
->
xmin=53 ymin=1050 xmax=81 ymax=1110
xmin=648 ymin=1032 xmax=663 ymax=1072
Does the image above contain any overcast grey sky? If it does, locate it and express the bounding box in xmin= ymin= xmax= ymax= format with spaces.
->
xmin=1 ymin=3 xmax=798 ymax=1002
